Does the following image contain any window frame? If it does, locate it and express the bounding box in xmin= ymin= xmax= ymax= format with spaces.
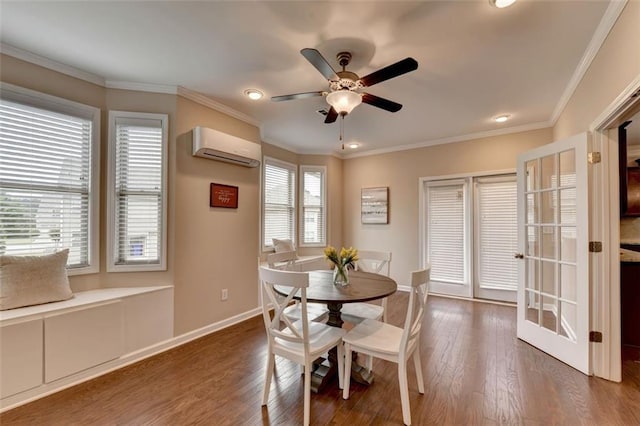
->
xmin=106 ymin=110 xmax=168 ymax=272
xmin=261 ymin=156 xmax=297 ymax=252
xmin=0 ymin=82 xmax=100 ymax=275
xmin=299 ymin=165 xmax=327 ymax=248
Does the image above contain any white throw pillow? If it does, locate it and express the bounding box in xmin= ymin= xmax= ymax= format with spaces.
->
xmin=0 ymin=249 xmax=73 ymax=310
xmin=272 ymin=238 xmax=295 ymax=253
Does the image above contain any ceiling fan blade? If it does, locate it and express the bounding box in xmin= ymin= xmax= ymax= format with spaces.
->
xmin=324 ymin=107 xmax=338 ymax=123
xmin=361 ymin=93 xmax=403 ymax=112
xmin=359 ymin=57 xmax=418 ymax=87
xmin=301 ymin=48 xmax=339 ymax=81
xmin=271 ymin=91 xmax=324 ymax=102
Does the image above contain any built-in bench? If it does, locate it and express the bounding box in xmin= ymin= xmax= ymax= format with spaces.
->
xmin=0 ymin=286 xmax=173 ymax=411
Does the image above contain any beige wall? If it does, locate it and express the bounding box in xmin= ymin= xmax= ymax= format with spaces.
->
xmin=172 ymin=96 xmax=262 ymax=334
xmin=554 ymin=1 xmax=640 ymax=139
xmin=342 ymin=128 xmax=553 ymax=285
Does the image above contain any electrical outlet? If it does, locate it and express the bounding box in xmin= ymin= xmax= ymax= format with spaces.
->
xmin=221 ymin=288 xmax=228 ymax=301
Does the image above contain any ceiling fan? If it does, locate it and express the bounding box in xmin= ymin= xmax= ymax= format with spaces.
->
xmin=272 ymin=48 xmax=419 ymax=124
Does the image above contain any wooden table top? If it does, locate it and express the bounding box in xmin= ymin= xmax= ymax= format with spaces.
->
xmin=276 ymin=270 xmax=397 ymax=304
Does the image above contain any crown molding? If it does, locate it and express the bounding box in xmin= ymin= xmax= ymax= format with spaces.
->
xmin=550 ymin=0 xmax=628 ymax=124
xmin=177 ymin=86 xmax=259 ymax=127
xmin=0 ymin=43 xmax=106 ymax=87
xmin=105 ymin=81 xmax=177 ymax=94
xmin=341 ymin=121 xmax=552 ymax=159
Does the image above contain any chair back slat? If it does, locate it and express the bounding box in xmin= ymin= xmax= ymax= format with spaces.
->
xmin=401 ymin=267 xmax=431 ymax=353
xmin=267 ymin=251 xmax=298 ymax=270
xmin=356 ymin=250 xmax=391 ymax=276
xmin=259 ymin=266 xmax=310 ymax=346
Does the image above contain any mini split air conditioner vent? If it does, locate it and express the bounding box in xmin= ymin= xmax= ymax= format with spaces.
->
xmin=192 ymin=126 xmax=261 ymax=168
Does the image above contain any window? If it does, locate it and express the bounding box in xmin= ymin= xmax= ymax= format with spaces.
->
xmin=107 ymin=111 xmax=167 ymax=271
xmin=425 ymin=179 xmax=468 ymax=287
xmin=300 ymin=166 xmax=326 ymax=247
xmin=475 ymin=176 xmax=518 ymax=292
xmin=262 ymin=157 xmax=296 ymax=250
xmin=0 ymin=83 xmax=100 ymax=273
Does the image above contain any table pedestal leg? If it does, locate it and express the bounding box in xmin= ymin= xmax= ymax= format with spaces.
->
xmin=309 ymin=302 xmax=374 ymax=393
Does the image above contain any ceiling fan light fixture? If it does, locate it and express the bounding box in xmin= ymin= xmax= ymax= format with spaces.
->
xmin=244 ymin=89 xmax=263 ymax=100
xmin=490 ymin=0 xmax=516 ymax=8
xmin=326 ymin=90 xmax=362 ymax=115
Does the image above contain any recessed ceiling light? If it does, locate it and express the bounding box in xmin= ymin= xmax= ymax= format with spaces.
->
xmin=347 ymin=142 xmax=360 ymax=149
xmin=490 ymin=0 xmax=516 ymax=8
xmin=244 ymin=89 xmax=263 ymax=100
xmin=495 ymin=114 xmax=511 ymax=123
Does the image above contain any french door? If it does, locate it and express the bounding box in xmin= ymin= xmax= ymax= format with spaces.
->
xmin=516 ymin=133 xmax=589 ymax=374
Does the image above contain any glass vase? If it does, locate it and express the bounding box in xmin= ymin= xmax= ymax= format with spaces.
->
xmin=333 ymin=264 xmax=349 ymax=287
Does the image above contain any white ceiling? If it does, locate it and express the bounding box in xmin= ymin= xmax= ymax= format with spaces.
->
xmin=0 ymin=1 xmax=615 ymax=156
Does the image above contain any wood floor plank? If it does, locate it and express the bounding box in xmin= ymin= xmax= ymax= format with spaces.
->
xmin=3 ymin=294 xmax=640 ymax=425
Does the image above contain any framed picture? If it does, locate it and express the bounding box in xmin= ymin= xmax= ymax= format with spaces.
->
xmin=210 ymin=183 xmax=238 ymax=208
xmin=361 ymin=187 xmax=389 ymax=224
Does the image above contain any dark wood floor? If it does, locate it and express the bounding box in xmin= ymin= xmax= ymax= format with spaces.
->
xmin=3 ymin=294 xmax=640 ymax=425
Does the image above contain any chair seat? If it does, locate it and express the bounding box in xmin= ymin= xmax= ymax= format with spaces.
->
xmin=283 ymin=302 xmax=328 ymax=322
xmin=275 ymin=321 xmax=346 ymax=358
xmin=341 ymin=302 xmax=384 ymax=323
xmin=342 ymin=318 xmax=403 ymax=356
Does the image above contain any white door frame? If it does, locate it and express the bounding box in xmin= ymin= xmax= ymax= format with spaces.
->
xmin=589 ymin=75 xmax=640 ymax=382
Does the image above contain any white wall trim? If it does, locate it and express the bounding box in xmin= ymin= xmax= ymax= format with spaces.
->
xmin=177 ymin=86 xmax=260 ymax=127
xmin=105 ymin=81 xmax=177 ymax=95
xmin=550 ymin=1 xmax=629 ymax=124
xmin=0 ymin=43 xmax=105 ymax=87
xmin=590 ymin=74 xmax=640 ymax=131
xmin=0 ymin=307 xmax=262 ymax=413
xmin=342 ymin=121 xmax=551 ymax=159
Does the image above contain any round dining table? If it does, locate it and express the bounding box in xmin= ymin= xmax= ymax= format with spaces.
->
xmin=275 ymin=269 xmax=397 ymax=393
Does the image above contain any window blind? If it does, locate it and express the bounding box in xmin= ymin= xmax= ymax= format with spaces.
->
xmin=263 ymin=158 xmax=296 ymax=248
xmin=300 ymin=166 xmax=326 ymax=246
xmin=0 ymin=99 xmax=93 ymax=268
xmin=427 ymin=182 xmax=465 ymax=284
xmin=112 ymin=117 xmax=164 ymax=266
xmin=477 ymin=177 xmax=518 ymax=291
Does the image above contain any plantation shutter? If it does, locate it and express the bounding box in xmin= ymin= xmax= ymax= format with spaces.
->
xmin=427 ymin=181 xmax=466 ymax=284
xmin=0 ymin=98 xmax=93 ymax=268
xmin=476 ymin=176 xmax=518 ymax=290
xmin=300 ymin=166 xmax=325 ymax=246
xmin=112 ymin=117 xmax=164 ymax=266
xmin=263 ymin=158 xmax=296 ymax=248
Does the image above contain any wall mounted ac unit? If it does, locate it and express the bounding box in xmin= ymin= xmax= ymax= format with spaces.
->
xmin=192 ymin=126 xmax=261 ymax=168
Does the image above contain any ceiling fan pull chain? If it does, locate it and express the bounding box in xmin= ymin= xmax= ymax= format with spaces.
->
xmin=340 ymin=115 xmax=344 ymax=141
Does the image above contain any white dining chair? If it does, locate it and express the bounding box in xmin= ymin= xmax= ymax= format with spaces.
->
xmin=342 ymin=267 xmax=430 ymax=426
xmin=266 ymin=251 xmax=328 ymax=322
xmin=341 ymin=250 xmax=392 ymax=324
xmin=259 ymin=266 xmax=345 ymax=426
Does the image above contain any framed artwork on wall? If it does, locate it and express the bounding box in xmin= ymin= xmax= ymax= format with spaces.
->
xmin=361 ymin=187 xmax=389 ymax=224
xmin=210 ymin=183 xmax=238 ymax=208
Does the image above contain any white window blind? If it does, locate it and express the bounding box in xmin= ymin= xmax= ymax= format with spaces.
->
xmin=263 ymin=157 xmax=296 ymax=249
xmin=0 ymin=90 xmax=98 ymax=271
xmin=427 ymin=181 xmax=466 ymax=284
xmin=300 ymin=166 xmax=326 ymax=247
xmin=107 ymin=112 xmax=167 ymax=271
xmin=476 ymin=176 xmax=518 ymax=291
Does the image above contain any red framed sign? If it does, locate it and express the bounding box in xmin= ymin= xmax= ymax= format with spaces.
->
xmin=210 ymin=183 xmax=238 ymax=208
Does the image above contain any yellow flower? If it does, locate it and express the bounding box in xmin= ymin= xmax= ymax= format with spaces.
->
xmin=325 ymin=246 xmax=358 ymax=269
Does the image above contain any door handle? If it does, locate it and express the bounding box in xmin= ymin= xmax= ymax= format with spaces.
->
xmin=514 ymin=253 xmax=524 ymax=259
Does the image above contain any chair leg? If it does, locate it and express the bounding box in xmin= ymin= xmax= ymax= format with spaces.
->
xmin=413 ymin=348 xmax=425 ymax=394
xmin=366 ymin=354 xmax=373 ymax=372
xmin=337 ymin=342 xmax=345 ymax=390
xmin=398 ymin=361 xmax=412 ymax=425
xmin=303 ymin=361 xmax=311 ymax=426
xmin=262 ymin=352 xmax=275 ymax=406
xmin=343 ymin=343 xmax=353 ymax=399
